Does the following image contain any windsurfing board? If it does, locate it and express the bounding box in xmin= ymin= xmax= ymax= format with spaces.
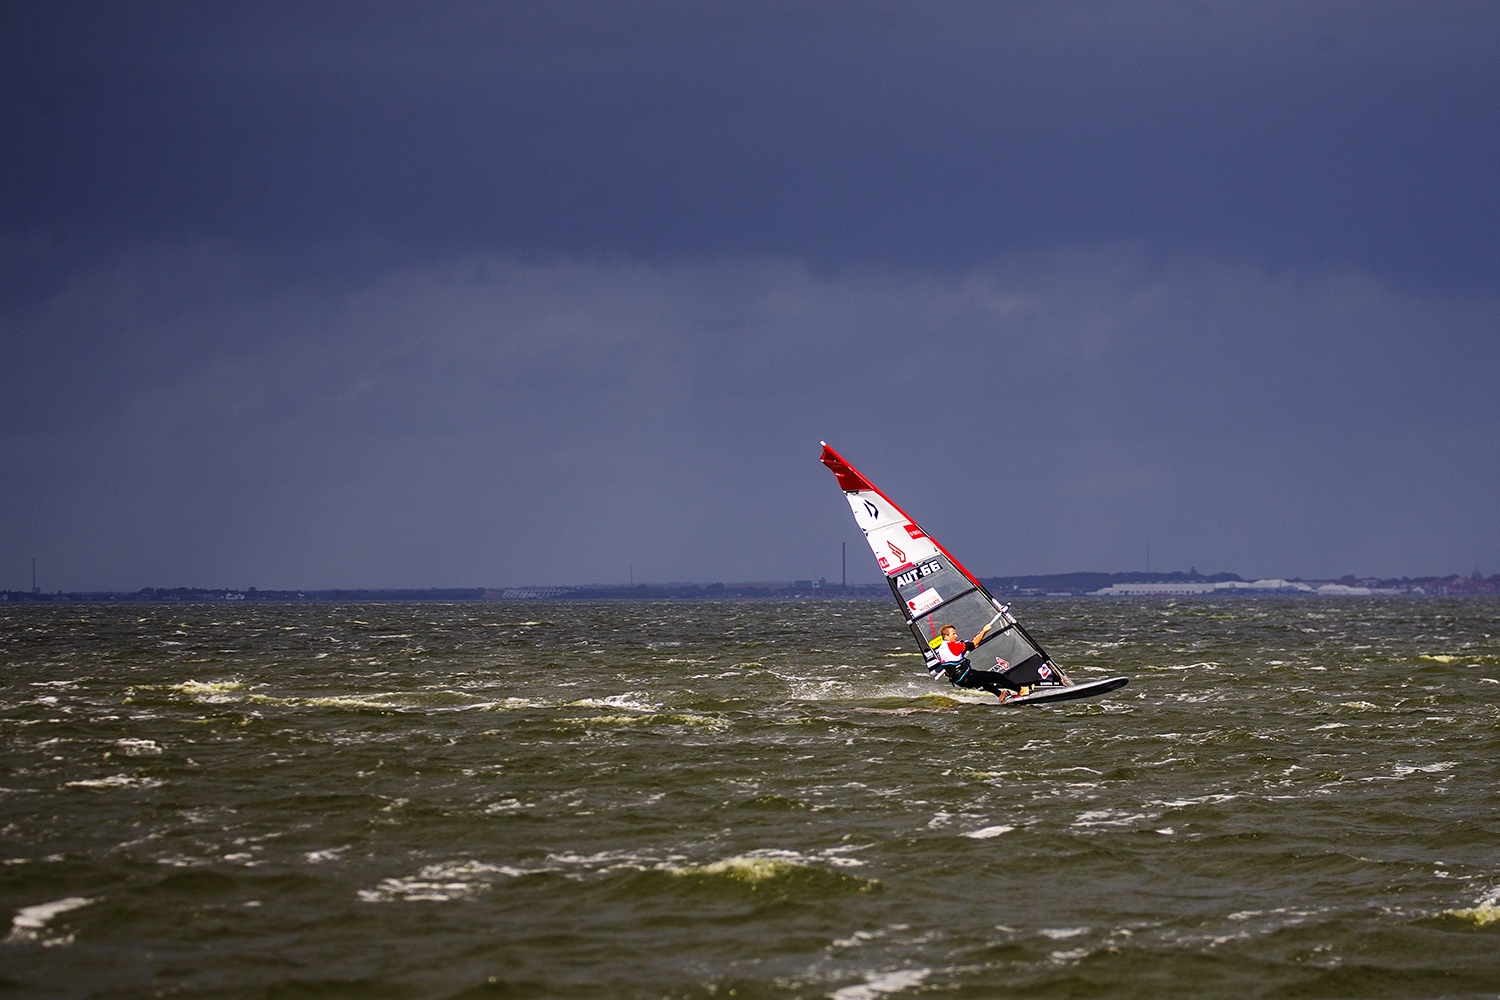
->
xmin=817 ymin=443 xmax=1130 ymax=715
xmin=1000 ymin=676 xmax=1130 ymax=706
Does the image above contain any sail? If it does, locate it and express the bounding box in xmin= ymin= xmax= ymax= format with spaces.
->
xmin=819 ymin=441 xmax=1056 ymax=681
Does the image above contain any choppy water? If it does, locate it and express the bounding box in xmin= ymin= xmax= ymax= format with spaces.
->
xmin=2 ymin=597 xmax=1498 ymax=999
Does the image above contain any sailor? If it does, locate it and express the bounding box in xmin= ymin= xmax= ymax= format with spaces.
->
xmin=931 ymin=623 xmax=1026 ymax=702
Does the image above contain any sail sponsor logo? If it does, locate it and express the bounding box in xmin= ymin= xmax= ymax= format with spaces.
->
xmin=887 ymin=541 xmax=906 ymax=563
xmin=903 ymin=524 xmax=925 ymax=539
xmin=894 ymin=559 xmax=943 ymax=590
xmin=907 ymin=589 xmax=943 ymax=616
xmin=863 ymin=500 xmax=879 ymax=520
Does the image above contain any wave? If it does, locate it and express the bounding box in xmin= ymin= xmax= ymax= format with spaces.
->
xmin=5 ymin=897 xmax=93 ymax=946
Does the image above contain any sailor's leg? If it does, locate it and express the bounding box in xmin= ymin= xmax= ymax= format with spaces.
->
xmin=1001 ymin=655 xmax=1069 ymax=689
xmin=956 ymin=667 xmax=1022 ymax=697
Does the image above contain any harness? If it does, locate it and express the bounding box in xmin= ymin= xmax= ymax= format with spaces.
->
xmin=932 ymin=646 xmax=971 ymax=685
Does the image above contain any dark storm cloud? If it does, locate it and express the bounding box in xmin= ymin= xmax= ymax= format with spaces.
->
xmin=4 ymin=248 xmax=1496 ymax=589
xmin=2 ymin=2 xmax=1498 ymax=591
xmin=5 ymin=1 xmax=1500 ymax=291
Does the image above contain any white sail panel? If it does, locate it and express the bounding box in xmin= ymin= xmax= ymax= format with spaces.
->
xmin=830 ymin=454 xmax=943 ymax=578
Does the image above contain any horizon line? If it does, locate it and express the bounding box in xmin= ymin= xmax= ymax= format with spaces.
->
xmin=4 ymin=567 xmax=1496 ymax=599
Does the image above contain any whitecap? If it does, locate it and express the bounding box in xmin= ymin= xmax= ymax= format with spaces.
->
xmin=831 ymin=929 xmax=881 ymax=948
xmin=660 ymin=848 xmax=874 ymax=884
xmin=1446 ymin=888 xmax=1500 ymax=925
xmin=172 ymin=680 xmax=244 ymax=703
xmin=830 ymin=968 xmax=929 ymax=1000
xmin=357 ymin=860 xmax=531 ymax=902
xmin=1152 ymin=794 xmax=1238 ymax=807
xmin=1073 ymin=808 xmax=1149 ymax=828
xmin=5 ymin=896 xmax=93 ymax=945
xmin=65 ymin=775 xmax=163 ymax=790
xmin=817 ymin=845 xmax=868 ymax=868
xmin=483 ymin=798 xmax=533 ymax=814
xmin=483 ymin=697 xmax=548 ymax=711
xmin=569 ymin=693 xmax=658 ymax=713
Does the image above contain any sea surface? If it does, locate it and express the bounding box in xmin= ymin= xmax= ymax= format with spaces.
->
xmin=2 ymin=597 xmax=1498 ymax=999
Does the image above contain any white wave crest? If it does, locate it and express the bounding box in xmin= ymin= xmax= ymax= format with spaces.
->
xmin=830 ymin=968 xmax=929 ymax=1000
xmin=357 ymin=860 xmax=531 ymax=902
xmin=6 ymin=897 xmax=93 ymax=946
xmin=65 ymin=775 xmax=164 ymax=790
xmin=114 ymin=739 xmax=163 ymax=756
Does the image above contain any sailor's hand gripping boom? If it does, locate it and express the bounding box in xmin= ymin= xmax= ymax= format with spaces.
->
xmin=972 ymin=610 xmax=1004 ymax=645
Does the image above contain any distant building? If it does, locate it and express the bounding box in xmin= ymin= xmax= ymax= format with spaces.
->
xmin=489 ymin=587 xmax=574 ymax=600
xmin=1094 ymin=579 xmax=1314 ymax=596
xmin=1093 ymin=582 xmax=1217 ymax=595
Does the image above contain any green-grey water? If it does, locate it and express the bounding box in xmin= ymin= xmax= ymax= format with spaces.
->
xmin=2 ymin=597 xmax=1498 ymax=999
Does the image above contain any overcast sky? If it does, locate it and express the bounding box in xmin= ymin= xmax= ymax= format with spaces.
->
xmin=3 ymin=1 xmax=1497 ymax=591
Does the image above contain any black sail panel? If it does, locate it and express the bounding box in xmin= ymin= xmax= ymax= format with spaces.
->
xmin=905 ymin=588 xmax=1046 ymax=675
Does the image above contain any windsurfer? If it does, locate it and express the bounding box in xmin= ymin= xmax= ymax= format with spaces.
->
xmin=932 ymin=623 xmax=1026 ymax=701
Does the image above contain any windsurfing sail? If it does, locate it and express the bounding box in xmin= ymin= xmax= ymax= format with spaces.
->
xmin=818 ymin=441 xmax=1066 ymax=686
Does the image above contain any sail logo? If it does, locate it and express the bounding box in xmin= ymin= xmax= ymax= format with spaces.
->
xmin=887 ymin=541 xmax=906 ymax=563
xmin=894 ymin=559 xmax=943 ymax=589
xmin=903 ymin=524 xmax=925 ymax=539
xmin=906 ymin=588 xmax=943 ymax=616
xmin=864 ymin=500 xmax=879 ymax=520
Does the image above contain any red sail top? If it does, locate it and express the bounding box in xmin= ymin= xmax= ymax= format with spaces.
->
xmin=819 ymin=440 xmax=984 ymax=591
xmin=819 ymin=441 xmax=874 ymax=493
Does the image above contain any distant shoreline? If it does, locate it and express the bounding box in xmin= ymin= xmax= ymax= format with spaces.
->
xmin=4 ymin=569 xmax=1494 ymax=603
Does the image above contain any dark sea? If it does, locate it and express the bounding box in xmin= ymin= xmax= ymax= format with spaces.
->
xmin=3 ymin=597 xmax=1498 ymax=999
